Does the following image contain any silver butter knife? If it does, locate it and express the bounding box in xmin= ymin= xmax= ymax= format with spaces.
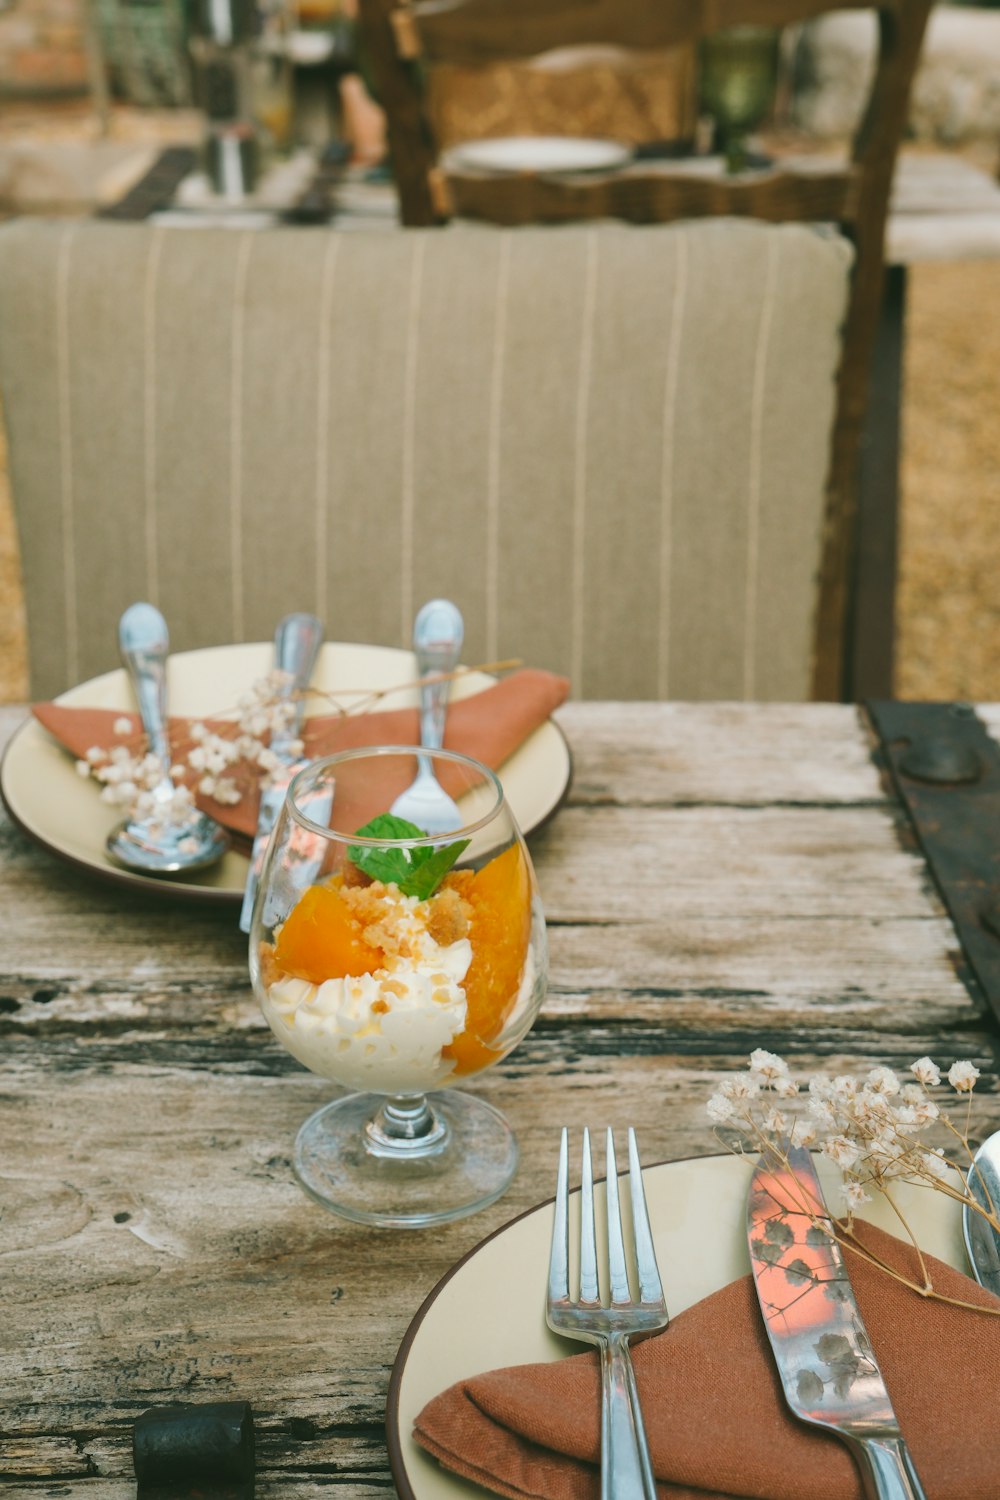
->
xmin=747 ymin=1146 xmax=927 ymax=1500
xmin=964 ymin=1128 xmax=1000 ymax=1294
xmin=239 ymin=612 xmax=324 ymax=933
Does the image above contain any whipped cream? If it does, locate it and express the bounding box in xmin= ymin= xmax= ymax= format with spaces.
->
xmin=262 ymin=889 xmax=473 ymax=1093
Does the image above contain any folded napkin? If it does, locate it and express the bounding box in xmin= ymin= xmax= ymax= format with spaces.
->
xmin=33 ymin=667 xmax=570 ymax=844
xmin=414 ymin=1219 xmax=1000 ymax=1500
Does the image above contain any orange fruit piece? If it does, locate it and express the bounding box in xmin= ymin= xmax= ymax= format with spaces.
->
xmin=273 ymin=883 xmax=383 ymax=983
xmin=443 ymin=842 xmax=531 ymax=1075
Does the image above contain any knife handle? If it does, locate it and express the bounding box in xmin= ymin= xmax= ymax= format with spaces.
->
xmin=273 ymin=612 xmax=324 ymax=741
xmin=599 ymin=1335 xmax=657 ymax=1500
xmin=849 ymin=1435 xmax=927 ymax=1500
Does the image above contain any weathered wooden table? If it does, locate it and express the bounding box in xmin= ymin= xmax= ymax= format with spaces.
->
xmin=2 ymin=699 xmax=998 ymax=1497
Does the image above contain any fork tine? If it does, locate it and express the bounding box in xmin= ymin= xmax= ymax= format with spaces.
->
xmin=605 ymin=1128 xmax=632 ymax=1306
xmin=628 ymin=1127 xmax=664 ymax=1306
xmin=547 ymin=1127 xmax=570 ymax=1305
xmin=579 ymin=1126 xmax=600 ymax=1304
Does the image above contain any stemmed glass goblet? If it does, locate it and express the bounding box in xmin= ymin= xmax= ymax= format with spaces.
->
xmin=248 ymin=745 xmax=548 ymax=1228
xmin=699 ymin=25 xmax=782 ymax=175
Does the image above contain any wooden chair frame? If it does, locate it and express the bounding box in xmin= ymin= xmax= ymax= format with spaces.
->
xmin=356 ymin=0 xmax=933 ymax=700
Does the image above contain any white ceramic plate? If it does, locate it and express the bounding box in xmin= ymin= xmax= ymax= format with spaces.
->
xmin=444 ymin=136 xmax=631 ymax=175
xmin=0 ymin=642 xmax=571 ymax=904
xmin=387 ymin=1152 xmax=966 ymax=1500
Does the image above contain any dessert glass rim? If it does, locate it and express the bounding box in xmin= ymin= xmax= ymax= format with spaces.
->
xmin=285 ymin=744 xmax=506 ymax=845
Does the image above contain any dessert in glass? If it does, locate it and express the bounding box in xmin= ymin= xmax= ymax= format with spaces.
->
xmin=248 ymin=745 xmax=548 ymax=1227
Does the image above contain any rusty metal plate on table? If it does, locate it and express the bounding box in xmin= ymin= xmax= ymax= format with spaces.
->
xmin=867 ymin=700 xmax=1000 ymax=1021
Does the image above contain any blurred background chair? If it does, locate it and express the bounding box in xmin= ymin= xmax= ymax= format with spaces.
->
xmin=0 ymin=216 xmax=848 ymax=703
xmin=357 ymin=0 xmax=933 ymax=701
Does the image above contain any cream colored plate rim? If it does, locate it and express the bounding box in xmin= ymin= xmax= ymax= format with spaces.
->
xmin=0 ymin=642 xmax=571 ymax=902
xmin=388 ymin=1152 xmax=966 ymax=1500
xmin=444 ymin=135 xmax=631 ymax=175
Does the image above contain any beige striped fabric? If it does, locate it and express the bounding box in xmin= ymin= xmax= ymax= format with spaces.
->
xmin=0 ymin=217 xmax=851 ymax=702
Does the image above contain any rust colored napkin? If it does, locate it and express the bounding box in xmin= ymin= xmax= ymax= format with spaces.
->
xmin=33 ymin=667 xmax=570 ymax=843
xmin=413 ymin=1219 xmax=1000 ymax=1500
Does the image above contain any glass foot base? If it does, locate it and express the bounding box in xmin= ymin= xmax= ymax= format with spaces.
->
xmin=293 ymin=1090 xmax=519 ymax=1228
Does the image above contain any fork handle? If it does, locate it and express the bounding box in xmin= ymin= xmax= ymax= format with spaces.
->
xmin=600 ymin=1336 xmax=657 ymax=1500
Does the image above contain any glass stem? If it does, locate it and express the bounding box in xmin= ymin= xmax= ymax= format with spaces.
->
xmin=724 ymin=132 xmax=747 ymax=175
xmin=365 ymin=1094 xmax=450 ymax=1158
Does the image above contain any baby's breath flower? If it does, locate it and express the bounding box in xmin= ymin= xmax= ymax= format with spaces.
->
xmin=806 ymin=1096 xmax=839 ymax=1132
xmin=866 ymin=1065 xmax=900 ymax=1096
xmin=858 ymin=1087 xmax=895 ymax=1122
xmin=921 ymin=1149 xmax=952 ymax=1181
xmin=831 ymin=1074 xmax=858 ymax=1100
xmin=894 ymin=1098 xmax=939 ymax=1129
xmin=113 ymin=716 xmax=133 ymax=736
xmin=197 ymin=774 xmax=242 ymax=804
xmin=707 ymin=1050 xmax=999 ymax=1316
xmin=948 ymin=1060 xmax=980 ymax=1092
xmin=75 ymin=759 xmax=92 ymax=777
xmin=720 ymin=1073 xmax=760 ymax=1104
xmin=707 ymin=1092 xmax=736 ymax=1123
xmin=822 ymin=1134 xmax=861 ymax=1170
xmin=749 ymin=1048 xmax=789 ymax=1084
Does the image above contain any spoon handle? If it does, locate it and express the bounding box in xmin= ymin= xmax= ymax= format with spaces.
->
xmin=118 ymin=602 xmax=172 ymax=771
xmin=413 ymin=599 xmax=464 ymax=753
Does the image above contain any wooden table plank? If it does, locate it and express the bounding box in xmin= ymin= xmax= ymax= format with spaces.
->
xmin=1 ymin=701 xmax=998 ymax=1497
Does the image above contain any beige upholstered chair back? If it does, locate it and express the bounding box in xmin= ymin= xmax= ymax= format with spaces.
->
xmin=0 ymin=218 xmax=850 ymax=703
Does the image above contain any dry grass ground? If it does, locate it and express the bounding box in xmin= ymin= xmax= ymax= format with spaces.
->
xmin=0 ymin=103 xmax=998 ymax=703
xmin=896 ymin=257 xmax=1000 ymax=701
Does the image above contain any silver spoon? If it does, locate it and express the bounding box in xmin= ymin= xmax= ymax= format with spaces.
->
xmin=105 ymin=602 xmax=230 ymax=876
xmin=964 ymin=1128 xmax=1000 ymax=1294
xmin=390 ymin=598 xmax=464 ymax=835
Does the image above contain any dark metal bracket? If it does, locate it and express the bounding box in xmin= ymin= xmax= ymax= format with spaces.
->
xmin=867 ymin=700 xmax=1000 ymax=1024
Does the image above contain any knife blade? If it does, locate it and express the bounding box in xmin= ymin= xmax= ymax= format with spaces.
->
xmin=964 ymin=1128 xmax=1000 ymax=1294
xmin=239 ymin=612 xmax=324 ymax=933
xmin=746 ymin=1146 xmax=927 ymax=1500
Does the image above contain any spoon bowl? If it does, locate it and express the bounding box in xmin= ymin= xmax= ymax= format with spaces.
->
xmin=964 ymin=1128 xmax=1000 ymax=1294
xmin=107 ymin=809 xmax=230 ymax=876
xmin=104 ymin=602 xmax=230 ymax=877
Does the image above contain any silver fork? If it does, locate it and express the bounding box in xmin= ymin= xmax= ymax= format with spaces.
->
xmin=390 ymin=598 xmax=464 ymax=835
xmin=546 ymin=1127 xmax=668 ymax=1500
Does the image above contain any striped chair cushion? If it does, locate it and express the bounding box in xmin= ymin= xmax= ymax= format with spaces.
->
xmin=0 ymin=217 xmax=850 ymax=701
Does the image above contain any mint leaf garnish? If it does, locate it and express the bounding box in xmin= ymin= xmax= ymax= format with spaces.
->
xmin=348 ymin=813 xmax=469 ymax=898
xmin=403 ymin=840 xmax=469 ymax=900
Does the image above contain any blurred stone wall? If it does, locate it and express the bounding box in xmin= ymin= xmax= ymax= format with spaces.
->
xmin=794 ymin=5 xmax=1000 ymax=144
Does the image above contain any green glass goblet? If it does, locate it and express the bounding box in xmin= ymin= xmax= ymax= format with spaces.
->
xmin=699 ymin=25 xmax=782 ymax=175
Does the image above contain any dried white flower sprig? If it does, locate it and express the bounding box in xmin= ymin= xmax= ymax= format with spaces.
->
xmin=709 ymin=1050 xmax=1000 ymax=1314
xmin=76 ymin=660 xmax=519 ymax=832
xmin=78 ymin=669 xmax=302 ymax=827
